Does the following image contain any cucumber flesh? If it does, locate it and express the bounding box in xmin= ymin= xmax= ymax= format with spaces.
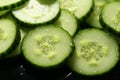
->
xmin=12 ymin=0 xmax=60 ymax=25
xmin=69 ymin=28 xmax=119 ymax=75
xmin=58 ymin=0 xmax=93 ymax=20
xmin=22 ymin=25 xmax=73 ymax=68
xmin=86 ymin=1 xmax=105 ymax=28
xmin=54 ymin=9 xmax=78 ymax=36
xmin=0 ymin=19 xmax=16 ymax=53
xmin=86 ymin=0 xmax=115 ymax=29
xmin=0 ymin=18 xmax=20 ymax=58
xmin=101 ymin=2 xmax=120 ymax=33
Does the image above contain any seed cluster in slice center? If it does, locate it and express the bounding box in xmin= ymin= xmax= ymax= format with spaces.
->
xmin=34 ymin=36 xmax=58 ymax=58
xmin=78 ymin=41 xmax=108 ymax=65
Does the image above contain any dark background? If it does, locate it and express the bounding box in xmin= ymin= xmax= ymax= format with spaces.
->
xmin=0 ymin=55 xmax=120 ymax=80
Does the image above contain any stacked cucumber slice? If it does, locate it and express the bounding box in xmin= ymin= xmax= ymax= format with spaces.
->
xmin=69 ymin=28 xmax=119 ymax=75
xmin=58 ymin=0 xmax=93 ymax=21
xmin=12 ymin=0 xmax=60 ymax=25
xmin=86 ymin=0 xmax=116 ymax=29
xmin=0 ymin=0 xmax=120 ymax=76
xmin=54 ymin=9 xmax=78 ymax=36
xmin=101 ymin=2 xmax=120 ymax=34
xmin=22 ymin=25 xmax=74 ymax=68
xmin=0 ymin=17 xmax=20 ymax=59
xmin=0 ymin=0 xmax=29 ymax=17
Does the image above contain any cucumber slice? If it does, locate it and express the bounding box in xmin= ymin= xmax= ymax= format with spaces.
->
xmin=54 ymin=9 xmax=78 ymax=36
xmin=22 ymin=25 xmax=74 ymax=68
xmin=12 ymin=0 xmax=60 ymax=25
xmin=68 ymin=28 xmax=119 ymax=75
xmin=86 ymin=0 xmax=106 ymax=28
xmin=0 ymin=0 xmax=29 ymax=11
xmin=58 ymin=0 xmax=93 ymax=20
xmin=0 ymin=18 xmax=20 ymax=58
xmin=101 ymin=2 xmax=120 ymax=35
xmin=6 ymin=27 xmax=27 ymax=58
xmin=86 ymin=0 xmax=115 ymax=29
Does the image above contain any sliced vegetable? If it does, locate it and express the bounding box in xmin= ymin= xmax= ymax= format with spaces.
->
xmin=12 ymin=0 xmax=60 ymax=26
xmin=86 ymin=0 xmax=105 ymax=28
xmin=58 ymin=0 xmax=93 ymax=21
xmin=22 ymin=25 xmax=74 ymax=68
xmin=0 ymin=17 xmax=20 ymax=59
xmin=68 ymin=28 xmax=119 ymax=75
xmin=6 ymin=27 xmax=28 ymax=58
xmin=86 ymin=0 xmax=116 ymax=29
xmin=54 ymin=9 xmax=78 ymax=36
xmin=101 ymin=2 xmax=120 ymax=35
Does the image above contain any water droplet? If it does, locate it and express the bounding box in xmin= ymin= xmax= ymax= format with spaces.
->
xmin=20 ymin=73 xmax=24 ymax=75
xmin=20 ymin=65 xmax=23 ymax=68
